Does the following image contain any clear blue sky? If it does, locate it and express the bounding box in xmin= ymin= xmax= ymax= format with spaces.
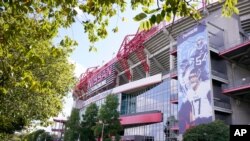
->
xmin=60 ymin=9 xmax=140 ymax=69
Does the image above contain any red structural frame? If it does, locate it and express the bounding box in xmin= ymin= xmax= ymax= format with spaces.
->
xmin=73 ymin=25 xmax=161 ymax=99
xmin=117 ymin=27 xmax=159 ymax=80
xmin=73 ymin=58 xmax=118 ymax=99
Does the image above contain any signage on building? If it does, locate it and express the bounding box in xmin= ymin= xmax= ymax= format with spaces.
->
xmin=87 ymin=61 xmax=117 ymax=96
xmin=177 ymin=23 xmax=214 ymax=134
xmin=88 ymin=64 xmax=114 ymax=88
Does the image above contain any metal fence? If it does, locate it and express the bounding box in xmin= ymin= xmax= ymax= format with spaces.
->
xmin=211 ymin=70 xmax=228 ymax=80
xmin=222 ymin=76 xmax=250 ymax=90
xmin=214 ymin=99 xmax=231 ymax=109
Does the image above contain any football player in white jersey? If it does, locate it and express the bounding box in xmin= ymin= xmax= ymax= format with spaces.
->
xmin=186 ymin=68 xmax=213 ymax=125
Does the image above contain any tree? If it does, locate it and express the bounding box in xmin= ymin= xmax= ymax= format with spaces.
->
xmin=0 ymin=0 xmax=239 ymax=50
xmin=183 ymin=120 xmax=229 ymax=141
xmin=23 ymin=129 xmax=54 ymax=141
xmin=38 ymin=132 xmax=53 ymax=141
xmin=0 ymin=6 xmax=76 ymax=134
xmin=64 ymin=108 xmax=80 ymax=141
xmin=94 ymin=94 xmax=122 ymax=141
xmin=79 ymin=103 xmax=98 ymax=141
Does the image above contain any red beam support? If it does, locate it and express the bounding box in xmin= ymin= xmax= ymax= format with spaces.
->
xmin=117 ymin=27 xmax=159 ymax=80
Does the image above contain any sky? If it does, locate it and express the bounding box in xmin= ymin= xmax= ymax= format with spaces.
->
xmin=53 ymin=4 xmax=141 ymax=121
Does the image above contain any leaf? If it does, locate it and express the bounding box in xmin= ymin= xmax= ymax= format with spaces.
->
xmin=3 ymin=24 xmax=9 ymax=30
xmin=146 ymin=21 xmax=152 ymax=30
xmin=142 ymin=7 xmax=159 ymax=14
xmin=133 ymin=13 xmax=147 ymax=21
xmin=156 ymin=14 xmax=162 ymax=23
xmin=150 ymin=15 xmax=156 ymax=24
xmin=233 ymin=7 xmax=239 ymax=14
xmin=89 ymin=45 xmax=97 ymax=52
xmin=122 ymin=17 xmax=127 ymax=22
xmin=0 ymin=87 xmax=8 ymax=95
xmin=112 ymin=27 xmax=118 ymax=33
xmin=165 ymin=14 xmax=171 ymax=22
xmin=161 ymin=10 xmax=166 ymax=18
xmin=139 ymin=22 xmax=144 ymax=31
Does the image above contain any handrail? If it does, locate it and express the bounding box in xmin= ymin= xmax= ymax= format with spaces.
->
xmin=211 ymin=70 xmax=228 ymax=80
xmin=220 ymin=38 xmax=250 ymax=54
xmin=222 ymin=76 xmax=250 ymax=90
xmin=214 ymin=99 xmax=231 ymax=109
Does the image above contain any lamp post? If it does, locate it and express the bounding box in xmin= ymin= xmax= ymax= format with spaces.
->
xmin=100 ymin=122 xmax=108 ymax=141
xmin=101 ymin=123 xmax=105 ymax=141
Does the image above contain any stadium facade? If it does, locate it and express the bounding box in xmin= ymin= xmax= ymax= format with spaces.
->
xmin=73 ymin=1 xmax=250 ymax=140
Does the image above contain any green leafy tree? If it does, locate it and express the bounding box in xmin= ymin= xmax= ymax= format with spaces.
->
xmin=0 ymin=0 xmax=238 ymax=50
xmin=80 ymin=103 xmax=98 ymax=141
xmin=183 ymin=120 xmax=229 ymax=141
xmin=0 ymin=6 xmax=76 ymax=135
xmin=30 ymin=129 xmax=45 ymax=141
xmin=133 ymin=0 xmax=239 ymax=31
xmin=25 ymin=130 xmax=53 ymax=141
xmin=64 ymin=108 xmax=80 ymax=141
xmin=94 ymin=94 xmax=122 ymax=141
xmin=38 ymin=132 xmax=53 ymax=141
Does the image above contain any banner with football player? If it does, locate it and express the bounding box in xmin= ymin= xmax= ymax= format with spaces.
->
xmin=177 ymin=24 xmax=213 ymax=134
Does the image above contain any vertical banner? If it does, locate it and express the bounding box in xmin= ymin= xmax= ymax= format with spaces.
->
xmin=177 ymin=24 xmax=213 ymax=134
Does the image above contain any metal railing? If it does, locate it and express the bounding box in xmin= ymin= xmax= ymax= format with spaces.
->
xmin=211 ymin=70 xmax=228 ymax=80
xmin=220 ymin=38 xmax=250 ymax=53
xmin=207 ymin=22 xmax=225 ymax=52
xmin=214 ymin=100 xmax=231 ymax=109
xmin=222 ymin=76 xmax=250 ymax=90
xmin=209 ymin=41 xmax=225 ymax=51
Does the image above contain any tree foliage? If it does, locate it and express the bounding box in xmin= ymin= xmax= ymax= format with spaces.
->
xmin=64 ymin=108 xmax=80 ymax=141
xmin=0 ymin=0 xmax=238 ymax=49
xmin=94 ymin=94 xmax=122 ymax=141
xmin=38 ymin=132 xmax=53 ymax=141
xmin=133 ymin=0 xmax=239 ymax=31
xmin=79 ymin=103 xmax=98 ymax=141
xmin=23 ymin=129 xmax=53 ymax=141
xmin=0 ymin=1 xmax=76 ymax=134
xmin=183 ymin=120 xmax=229 ymax=141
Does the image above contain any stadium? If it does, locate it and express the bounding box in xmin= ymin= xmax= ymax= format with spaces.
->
xmin=69 ymin=0 xmax=250 ymax=140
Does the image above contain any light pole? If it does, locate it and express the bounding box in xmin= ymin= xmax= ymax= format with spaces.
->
xmin=101 ymin=123 xmax=105 ymax=141
xmin=100 ymin=122 xmax=108 ymax=141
